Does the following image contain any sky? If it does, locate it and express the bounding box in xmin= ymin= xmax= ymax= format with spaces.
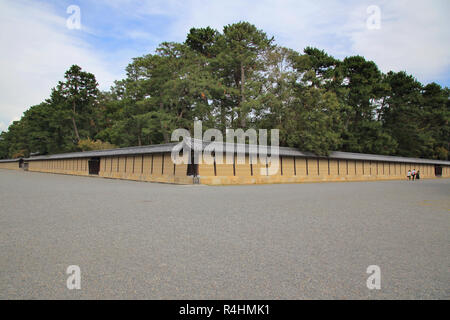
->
xmin=1 ymin=0 xmax=449 ymax=132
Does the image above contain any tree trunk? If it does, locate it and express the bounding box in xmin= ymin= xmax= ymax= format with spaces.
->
xmin=240 ymin=61 xmax=246 ymax=128
xmin=220 ymin=105 xmax=226 ymax=135
xmin=72 ymin=101 xmax=81 ymax=143
xmin=160 ymin=101 xmax=169 ymax=143
xmin=72 ymin=83 xmax=81 ymax=142
xmin=72 ymin=116 xmax=80 ymax=142
xmin=162 ymin=129 xmax=169 ymax=143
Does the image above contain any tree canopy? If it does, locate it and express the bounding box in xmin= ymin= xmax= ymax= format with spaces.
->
xmin=0 ymin=22 xmax=448 ymax=160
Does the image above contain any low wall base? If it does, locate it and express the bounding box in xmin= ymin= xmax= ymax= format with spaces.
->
xmin=11 ymin=168 xmax=449 ymax=186
xmin=198 ymin=175 xmax=445 ymax=185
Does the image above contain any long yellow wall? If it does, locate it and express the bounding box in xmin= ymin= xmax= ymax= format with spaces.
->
xmin=0 ymin=161 xmax=20 ymax=170
xmin=99 ymin=153 xmax=193 ymax=184
xmin=198 ymin=156 xmax=450 ymax=185
xmin=12 ymin=153 xmax=450 ymax=185
xmin=28 ymin=158 xmax=90 ymax=176
xmin=25 ymin=153 xmax=192 ymax=184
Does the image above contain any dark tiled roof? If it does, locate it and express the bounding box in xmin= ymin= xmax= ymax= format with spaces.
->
xmin=0 ymin=158 xmax=20 ymax=163
xmin=23 ymin=143 xmax=179 ymax=161
xmin=16 ymin=139 xmax=450 ymax=166
xmin=187 ymin=140 xmax=450 ymax=165
xmin=328 ymin=151 xmax=450 ymax=165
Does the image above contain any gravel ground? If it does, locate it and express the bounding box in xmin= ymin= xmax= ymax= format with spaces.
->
xmin=0 ymin=169 xmax=449 ymax=299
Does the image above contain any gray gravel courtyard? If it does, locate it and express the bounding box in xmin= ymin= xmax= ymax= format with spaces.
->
xmin=0 ymin=169 xmax=449 ymax=299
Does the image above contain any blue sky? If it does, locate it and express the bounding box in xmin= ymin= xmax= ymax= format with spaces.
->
xmin=1 ymin=0 xmax=449 ymax=132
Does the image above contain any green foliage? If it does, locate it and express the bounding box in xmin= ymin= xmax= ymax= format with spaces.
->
xmin=77 ymin=138 xmax=115 ymax=151
xmin=186 ymin=27 xmax=219 ymax=57
xmin=55 ymin=65 xmax=100 ymax=142
xmin=286 ymin=89 xmax=344 ymax=156
xmin=0 ymin=22 xmax=448 ymax=160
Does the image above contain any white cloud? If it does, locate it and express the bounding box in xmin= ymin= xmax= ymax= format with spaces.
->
xmin=1 ymin=0 xmax=448 ymax=131
xmin=343 ymin=0 xmax=450 ymax=83
xmin=0 ymin=0 xmax=124 ymax=130
xmin=114 ymin=0 xmax=449 ymax=84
